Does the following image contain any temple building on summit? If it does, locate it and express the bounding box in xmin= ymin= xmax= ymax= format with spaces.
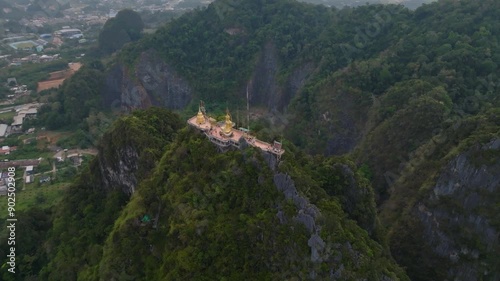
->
xmin=188 ymin=101 xmax=285 ymax=160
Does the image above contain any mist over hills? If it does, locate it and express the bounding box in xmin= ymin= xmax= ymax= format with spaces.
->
xmin=300 ymin=0 xmax=437 ymax=9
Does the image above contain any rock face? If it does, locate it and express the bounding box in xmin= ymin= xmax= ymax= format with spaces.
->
xmin=248 ymin=42 xmax=315 ymax=112
xmin=97 ymin=145 xmax=139 ymax=196
xmin=282 ymin=62 xmax=315 ymax=111
xmin=271 ymin=171 xmax=396 ymax=280
xmin=413 ymin=138 xmax=500 ymax=281
xmin=326 ymin=109 xmax=361 ymax=155
xmin=103 ymin=51 xmax=193 ymax=111
xmin=248 ymin=42 xmax=279 ymax=109
xmin=92 ymin=109 xmax=182 ymax=196
xmin=273 ymin=173 xmax=327 ymax=277
xmin=274 ymin=173 xmax=322 ymax=234
xmin=103 ymin=43 xmax=315 ymax=115
xmin=333 ymin=163 xmax=377 ymax=234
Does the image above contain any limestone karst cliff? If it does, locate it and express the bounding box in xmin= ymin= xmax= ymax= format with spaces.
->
xmin=103 ymin=51 xmax=193 ymax=111
xmin=391 ymin=138 xmax=500 ymax=281
xmin=12 ymin=108 xmax=408 ymax=280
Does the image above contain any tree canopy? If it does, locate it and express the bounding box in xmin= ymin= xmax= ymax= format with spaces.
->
xmin=98 ymin=9 xmax=144 ymax=54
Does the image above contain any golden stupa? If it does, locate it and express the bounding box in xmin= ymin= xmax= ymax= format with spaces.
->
xmin=196 ymin=108 xmax=205 ymax=125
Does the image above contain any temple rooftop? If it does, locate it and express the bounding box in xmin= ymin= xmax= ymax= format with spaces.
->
xmin=187 ymin=102 xmax=284 ymax=158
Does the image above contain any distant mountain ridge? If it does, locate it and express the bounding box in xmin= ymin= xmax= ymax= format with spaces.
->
xmin=300 ymin=0 xmax=437 ymax=9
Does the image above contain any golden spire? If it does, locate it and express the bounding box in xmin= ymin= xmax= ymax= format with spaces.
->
xmin=196 ymin=101 xmax=205 ymax=124
xmin=222 ymin=108 xmax=234 ymax=136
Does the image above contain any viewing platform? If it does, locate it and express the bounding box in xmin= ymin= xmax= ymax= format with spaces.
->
xmin=187 ymin=102 xmax=284 ymax=159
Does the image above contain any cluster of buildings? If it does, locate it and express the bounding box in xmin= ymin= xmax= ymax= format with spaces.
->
xmin=24 ymin=166 xmax=50 ymax=185
xmin=50 ymin=28 xmax=87 ymax=47
xmin=1 ymin=16 xmax=91 ymax=62
xmin=0 ymin=103 xmax=40 ymax=137
xmin=54 ymin=29 xmax=83 ymax=39
xmin=4 ymin=78 xmax=29 ymax=99
xmin=187 ymin=101 xmax=285 ymax=160
xmin=3 ymin=28 xmax=84 ymax=55
xmin=1 ymin=49 xmax=62 ymax=67
xmin=12 ymin=107 xmax=38 ymax=130
xmin=0 ymin=165 xmax=38 ymax=195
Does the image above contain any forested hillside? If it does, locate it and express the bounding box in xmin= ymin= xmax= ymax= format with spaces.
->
xmin=0 ymin=109 xmax=409 ymax=280
xmin=101 ymin=0 xmax=500 ymax=279
xmin=1 ymin=0 xmax=498 ymax=280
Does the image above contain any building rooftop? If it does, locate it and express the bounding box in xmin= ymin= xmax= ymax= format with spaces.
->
xmin=19 ymin=108 xmax=37 ymax=115
xmin=57 ymin=28 xmax=82 ymax=33
xmin=0 ymin=124 xmax=8 ymax=137
xmin=12 ymin=115 xmax=24 ymax=126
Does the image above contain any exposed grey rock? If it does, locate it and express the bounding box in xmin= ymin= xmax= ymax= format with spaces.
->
xmin=331 ymin=264 xmax=344 ymax=279
xmin=296 ymin=210 xmax=315 ymax=234
xmin=332 ymin=163 xmax=376 ymax=234
xmin=414 ymin=138 xmax=500 ymax=281
xmin=261 ymin=150 xmax=277 ymax=171
xmin=273 ymin=172 xmax=333 ymax=278
xmin=257 ymin=175 xmax=265 ymax=185
xmin=103 ymin=50 xmax=192 ymax=111
xmin=294 ymin=196 xmax=308 ymax=210
xmin=308 ymin=234 xmax=326 ymax=262
xmin=238 ymin=136 xmax=249 ymax=150
xmin=280 ymin=62 xmax=315 ymax=112
xmin=248 ymin=42 xmax=278 ymax=109
xmin=309 ymin=270 xmax=317 ymax=280
xmin=276 ymin=209 xmax=287 ymax=224
xmin=345 ymin=242 xmax=354 ymax=256
xmin=273 ymin=173 xmax=321 ymax=234
xmin=98 ymin=145 xmax=139 ymax=196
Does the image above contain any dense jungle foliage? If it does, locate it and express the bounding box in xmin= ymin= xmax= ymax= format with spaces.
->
xmin=0 ymin=108 xmax=409 ymax=280
xmin=1 ymin=0 xmax=499 ymax=280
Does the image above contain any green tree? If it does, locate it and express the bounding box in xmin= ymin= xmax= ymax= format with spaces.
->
xmin=98 ymin=9 xmax=144 ymax=54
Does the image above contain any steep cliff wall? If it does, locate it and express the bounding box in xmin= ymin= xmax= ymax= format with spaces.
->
xmin=248 ymin=42 xmax=279 ymax=109
xmin=104 ymin=42 xmax=315 ymax=118
xmin=103 ymin=51 xmax=193 ymax=111
xmin=97 ymin=143 xmax=139 ymax=196
xmin=282 ymin=62 xmax=315 ymax=112
xmin=391 ymin=138 xmax=500 ymax=281
xmin=414 ymin=138 xmax=500 ymax=281
xmin=93 ymin=109 xmax=183 ymax=195
xmin=248 ymin=42 xmax=315 ymax=112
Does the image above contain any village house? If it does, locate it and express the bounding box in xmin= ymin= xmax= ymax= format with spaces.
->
xmin=0 ymin=124 xmax=8 ymax=138
xmin=11 ymin=107 xmax=38 ymax=130
xmin=0 ymin=146 xmax=17 ymax=155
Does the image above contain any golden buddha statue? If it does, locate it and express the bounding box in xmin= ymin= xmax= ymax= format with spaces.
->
xmin=222 ymin=109 xmax=234 ymax=136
